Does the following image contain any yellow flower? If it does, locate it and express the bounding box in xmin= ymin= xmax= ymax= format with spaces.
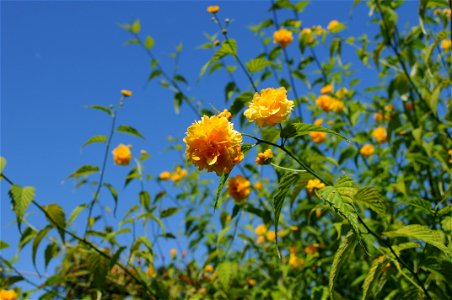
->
xmin=360 ymin=144 xmax=375 ymax=157
xmin=256 ymin=149 xmax=273 ymax=165
xmin=320 ymin=84 xmax=333 ymax=95
xmin=121 ymin=89 xmax=132 ymax=97
xmin=254 ymin=181 xmax=263 ymax=190
xmin=0 ymin=290 xmax=17 ymax=300
xmin=207 ymin=5 xmax=220 ymax=14
xmin=273 ymin=28 xmax=293 ymax=48
xmin=441 ymin=39 xmax=451 ymax=51
xmin=112 ymin=144 xmax=132 ymax=166
xmin=170 ymin=248 xmax=177 ymax=258
xmin=266 ymin=231 xmax=276 ymax=241
xmin=184 ymin=114 xmax=244 ymax=176
xmin=327 ymin=20 xmax=342 ymax=32
xmin=448 ymin=149 xmax=452 ymax=163
xmin=171 ymin=166 xmax=187 ymax=182
xmin=335 ymin=87 xmax=348 ymax=99
xmin=247 ymin=278 xmax=257 ymax=286
xmin=304 ymin=244 xmax=320 ymax=255
xmin=218 ymin=109 xmax=232 ymax=120
xmin=289 ymin=253 xmax=303 ymax=268
xmin=300 ymin=28 xmax=315 ymax=44
xmin=256 ymin=235 xmax=265 ymax=244
xmin=313 ymin=25 xmax=323 ymax=35
xmin=290 ymin=225 xmax=298 ymax=231
xmin=306 ymin=179 xmax=326 ymax=194
xmin=159 ymin=171 xmax=171 ymax=180
xmin=315 ymin=95 xmax=343 ymax=112
xmin=204 ymin=265 xmax=214 ymax=273
xmin=147 ymin=266 xmax=157 ymax=278
xmin=372 ymin=127 xmax=387 ymax=144
xmin=315 ymin=208 xmax=322 ymax=217
xmin=227 ymin=175 xmax=251 ymax=202
xmin=310 ymin=119 xmax=327 ymax=144
xmin=244 ymin=87 xmax=294 ymax=127
xmin=255 ymin=224 xmax=267 ymax=236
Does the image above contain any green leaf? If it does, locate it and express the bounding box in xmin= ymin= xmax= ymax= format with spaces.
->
xmin=384 ymin=225 xmax=452 ymax=257
xmin=216 ymin=261 xmax=239 ymax=289
xmin=442 ymin=216 xmax=452 ymax=231
xmin=139 ymin=191 xmax=151 ymax=211
xmin=9 ymin=185 xmax=35 ymax=229
xmin=246 ymin=57 xmax=273 ymax=73
xmin=273 ymin=173 xmax=300 ymax=241
xmin=353 ymin=186 xmax=386 ymax=216
xmin=68 ymin=204 xmax=87 ymax=225
xmin=86 ymin=105 xmax=113 ymax=116
xmin=103 ymin=183 xmax=119 ymax=215
xmin=214 ymin=172 xmax=230 ymax=211
xmin=0 ymin=156 xmax=6 ymax=176
xmin=68 ymin=165 xmax=99 ymax=179
xmin=117 ymin=125 xmax=145 ymax=139
xmin=131 ymin=19 xmax=141 ymax=33
xmin=87 ymin=251 xmax=109 ymax=289
xmin=318 ymin=176 xmax=364 ymax=249
xmin=160 ymin=207 xmax=179 ymax=218
xmin=362 ymin=256 xmax=386 ymax=300
xmin=82 ymin=135 xmax=107 ymax=148
xmin=19 ymin=227 xmax=37 ymax=250
xmin=281 ymin=122 xmax=351 ymax=143
xmin=145 ymin=35 xmax=154 ymax=49
xmin=0 ymin=240 xmax=9 ymax=250
xmin=211 ymin=39 xmax=237 ymax=64
xmin=44 ymin=242 xmax=59 ymax=269
xmin=32 ymin=225 xmax=52 ymax=272
xmin=43 ymin=204 xmax=66 ymax=243
xmin=329 ymin=231 xmax=356 ymax=298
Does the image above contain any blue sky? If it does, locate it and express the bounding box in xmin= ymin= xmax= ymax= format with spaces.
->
xmin=1 ymin=0 xmax=419 ymax=293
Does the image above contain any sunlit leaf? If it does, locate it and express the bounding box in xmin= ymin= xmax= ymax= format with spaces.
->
xmin=117 ymin=125 xmax=145 ymax=139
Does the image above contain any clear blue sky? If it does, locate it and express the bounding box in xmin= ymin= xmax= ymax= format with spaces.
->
xmin=1 ymin=0 xmax=418 ymax=293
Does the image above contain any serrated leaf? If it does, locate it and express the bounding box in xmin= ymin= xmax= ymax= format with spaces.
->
xmin=273 ymin=173 xmax=300 ymax=242
xmin=353 ymin=186 xmax=386 ymax=216
xmin=442 ymin=216 xmax=452 ymax=231
xmin=32 ymin=225 xmax=52 ymax=273
xmin=44 ymin=204 xmax=66 ymax=243
xmin=330 ymin=231 xmax=356 ymax=298
xmin=217 ymin=261 xmax=239 ymax=288
xmin=160 ymin=207 xmax=179 ymax=218
xmin=68 ymin=165 xmax=99 ymax=179
xmin=384 ymin=224 xmax=452 ymax=257
xmin=9 ymin=185 xmax=35 ymax=229
xmin=246 ymin=57 xmax=273 ymax=73
xmin=86 ymin=105 xmax=112 ymax=116
xmin=82 ymin=135 xmax=107 ymax=148
xmin=281 ymin=122 xmax=351 ymax=143
xmin=117 ymin=125 xmax=145 ymax=139
xmin=103 ymin=183 xmax=119 ymax=216
xmin=362 ymin=256 xmax=387 ymax=300
xmin=145 ymin=35 xmax=154 ymax=49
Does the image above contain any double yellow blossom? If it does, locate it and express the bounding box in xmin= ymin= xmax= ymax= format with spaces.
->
xmin=360 ymin=144 xmax=375 ymax=157
xmin=310 ymin=119 xmax=327 ymax=144
xmin=256 ymin=149 xmax=273 ymax=165
xmin=0 ymin=290 xmax=17 ymax=300
xmin=273 ymin=28 xmax=293 ymax=47
xmin=306 ymin=179 xmax=326 ymax=194
xmin=171 ymin=166 xmax=187 ymax=182
xmin=184 ymin=113 xmax=243 ymax=175
xmin=320 ymin=84 xmax=333 ymax=95
xmin=372 ymin=127 xmax=387 ymax=144
xmin=227 ymin=175 xmax=251 ymax=202
xmin=112 ymin=144 xmax=132 ymax=166
xmin=244 ymin=87 xmax=294 ymax=127
xmin=315 ymin=95 xmax=344 ymax=112
xmin=441 ymin=39 xmax=451 ymax=51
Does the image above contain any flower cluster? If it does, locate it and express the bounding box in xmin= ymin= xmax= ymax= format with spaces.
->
xmin=159 ymin=166 xmax=188 ymax=182
xmin=244 ymin=87 xmax=294 ymax=127
xmin=184 ymin=112 xmax=243 ymax=175
xmin=273 ymin=28 xmax=293 ymax=47
xmin=289 ymin=247 xmax=304 ymax=268
xmin=112 ymin=144 xmax=132 ymax=166
xmin=227 ymin=175 xmax=251 ymax=203
xmin=315 ymin=95 xmax=344 ymax=112
xmin=254 ymin=224 xmax=276 ymax=244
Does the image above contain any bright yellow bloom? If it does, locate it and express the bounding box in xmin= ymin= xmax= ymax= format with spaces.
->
xmin=315 ymin=95 xmax=343 ymax=112
xmin=147 ymin=266 xmax=157 ymax=278
xmin=320 ymin=84 xmax=333 ymax=95
xmin=441 ymin=39 xmax=451 ymax=51
xmin=304 ymin=244 xmax=320 ymax=255
xmin=121 ymin=89 xmax=132 ymax=97
xmin=289 ymin=253 xmax=303 ymax=268
xmin=310 ymin=119 xmax=326 ymax=144
xmin=255 ymin=224 xmax=267 ymax=236
xmin=170 ymin=248 xmax=177 ymax=258
xmin=218 ymin=109 xmax=232 ymax=120
xmin=448 ymin=149 xmax=452 ymax=163
xmin=254 ymin=181 xmax=263 ymax=190
xmin=327 ymin=20 xmax=342 ymax=32
xmin=290 ymin=225 xmax=299 ymax=231
xmin=256 ymin=149 xmax=273 ymax=165
xmin=112 ymin=144 xmax=132 ymax=166
xmin=227 ymin=175 xmax=251 ymax=202
xmin=244 ymin=87 xmax=294 ymax=127
xmin=360 ymin=144 xmax=375 ymax=157
xmin=300 ymin=28 xmax=315 ymax=44
xmin=306 ymin=179 xmax=326 ymax=194
xmin=247 ymin=278 xmax=257 ymax=286
xmin=266 ymin=231 xmax=276 ymax=241
xmin=273 ymin=28 xmax=293 ymax=47
xmin=204 ymin=265 xmax=214 ymax=273
xmin=184 ymin=114 xmax=244 ymax=175
xmin=171 ymin=166 xmax=187 ymax=182
xmin=0 ymin=290 xmax=17 ymax=300
xmin=207 ymin=5 xmax=220 ymax=14
xmin=372 ymin=127 xmax=387 ymax=144
xmin=159 ymin=171 xmax=171 ymax=180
